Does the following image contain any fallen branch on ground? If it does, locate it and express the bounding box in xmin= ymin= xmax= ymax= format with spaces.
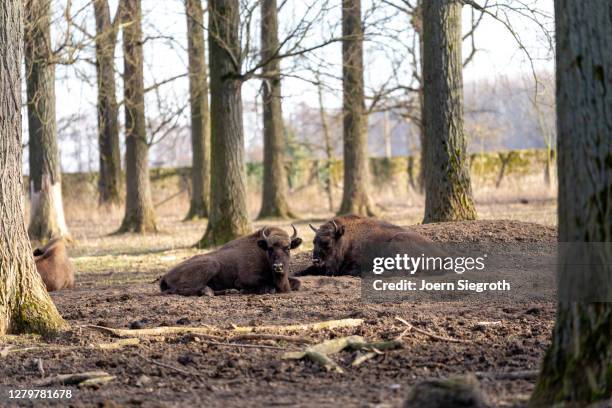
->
xmin=36 ymin=371 xmax=113 ymax=387
xmin=206 ymin=341 xmax=291 ymax=351
xmin=229 ymin=333 xmax=312 ymax=344
xmin=395 ymin=317 xmax=472 ymax=343
xmin=84 ymin=318 xmax=363 ymax=339
xmin=0 ymin=338 xmax=140 ymax=356
xmin=96 ymin=338 xmax=141 ymax=350
xmin=84 ymin=325 xmax=223 ymax=340
xmin=230 ymin=318 xmax=364 ymax=334
xmin=78 ymin=375 xmax=116 ymax=388
xmin=282 ymin=335 xmax=403 ymax=373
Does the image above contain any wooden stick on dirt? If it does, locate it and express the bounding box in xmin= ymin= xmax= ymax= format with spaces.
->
xmin=229 ymin=333 xmax=313 ymax=344
xmin=84 ymin=325 xmax=223 ymax=340
xmin=84 ymin=318 xmax=363 ymax=338
xmin=36 ymin=371 xmax=113 ymax=387
xmin=283 ymin=335 xmax=403 ymax=373
xmin=395 ymin=317 xmax=472 ymax=343
xmin=0 ymin=339 xmax=141 ymax=356
xmin=230 ymin=318 xmax=364 ymax=334
xmin=205 ymin=341 xmax=292 ymax=351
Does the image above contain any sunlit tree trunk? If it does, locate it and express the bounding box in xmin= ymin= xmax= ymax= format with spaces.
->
xmin=198 ymin=0 xmax=251 ymax=247
xmin=184 ymin=0 xmax=211 ymax=220
xmin=317 ymin=78 xmax=335 ymax=212
xmin=24 ymin=0 xmax=70 ymax=242
xmin=118 ymin=0 xmax=157 ymax=233
xmin=421 ymin=0 xmax=476 ymax=223
xmin=0 ymin=0 xmax=65 ymax=335
xmin=94 ymin=0 xmax=122 ymax=206
xmin=258 ymin=0 xmax=294 ymax=219
xmin=530 ymin=0 xmax=611 ymax=405
xmin=338 ymin=0 xmax=376 ymax=216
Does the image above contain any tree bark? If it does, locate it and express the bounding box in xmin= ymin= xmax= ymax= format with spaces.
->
xmin=411 ymin=0 xmax=425 ymax=193
xmin=24 ymin=0 xmax=70 ymax=242
xmin=197 ymin=0 xmax=251 ymax=247
xmin=184 ymin=0 xmax=211 ymax=220
xmin=94 ymin=0 xmax=122 ymax=206
xmin=338 ymin=0 xmax=376 ymax=216
xmin=421 ymin=0 xmax=476 ymax=223
xmin=118 ymin=0 xmax=157 ymax=233
xmin=530 ymin=0 xmax=611 ymax=405
xmin=317 ymin=79 xmax=335 ymax=212
xmin=0 ymin=0 xmax=65 ymax=335
xmin=257 ymin=0 xmax=294 ymax=219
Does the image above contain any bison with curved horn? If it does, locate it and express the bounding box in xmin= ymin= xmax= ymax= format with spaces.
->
xmin=296 ymin=215 xmax=443 ymax=277
xmin=160 ymin=226 xmax=303 ymax=296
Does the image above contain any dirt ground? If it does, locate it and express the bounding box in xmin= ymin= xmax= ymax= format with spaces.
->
xmin=0 ymin=201 xmax=559 ymax=408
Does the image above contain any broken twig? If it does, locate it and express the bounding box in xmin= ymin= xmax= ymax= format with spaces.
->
xmin=36 ymin=371 xmax=112 ymax=387
xmin=395 ymin=317 xmax=472 ymax=343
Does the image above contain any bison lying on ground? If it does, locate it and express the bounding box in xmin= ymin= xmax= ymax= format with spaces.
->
xmin=160 ymin=226 xmax=303 ymax=296
xmin=297 ymin=214 xmax=440 ymax=277
xmin=34 ymin=238 xmax=76 ymax=292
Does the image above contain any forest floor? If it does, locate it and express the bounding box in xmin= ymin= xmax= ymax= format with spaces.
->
xmin=0 ymin=198 xmax=558 ymax=407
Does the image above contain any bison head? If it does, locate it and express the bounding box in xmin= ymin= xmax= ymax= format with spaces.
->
xmin=309 ymin=220 xmax=345 ymax=271
xmin=257 ymin=225 xmax=302 ymax=289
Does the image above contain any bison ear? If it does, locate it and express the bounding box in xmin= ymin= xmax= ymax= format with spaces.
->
xmin=290 ymin=237 xmax=302 ymax=249
xmin=257 ymin=239 xmax=268 ymax=250
xmin=335 ymin=225 xmax=345 ymax=238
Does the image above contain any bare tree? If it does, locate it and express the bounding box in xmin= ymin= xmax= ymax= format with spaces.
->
xmin=184 ymin=0 xmax=211 ymax=220
xmin=94 ymin=0 xmax=122 ymax=206
xmin=258 ymin=0 xmax=295 ymax=219
xmin=338 ymin=0 xmax=376 ymax=216
xmin=25 ymin=0 xmax=71 ymax=242
xmin=118 ymin=0 xmax=157 ymax=233
xmin=198 ymin=0 xmax=252 ymax=246
xmin=530 ymin=0 xmax=611 ymax=405
xmin=0 ymin=0 xmax=65 ymax=335
xmin=421 ymin=0 xmax=476 ymax=223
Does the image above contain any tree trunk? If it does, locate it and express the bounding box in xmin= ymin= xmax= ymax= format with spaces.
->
xmin=184 ymin=0 xmax=211 ymax=220
xmin=338 ymin=0 xmax=376 ymax=216
xmin=94 ymin=0 xmax=122 ymax=206
xmin=257 ymin=0 xmax=294 ymax=219
xmin=24 ymin=0 xmax=70 ymax=242
xmin=530 ymin=0 xmax=611 ymax=405
xmin=412 ymin=0 xmax=425 ymax=194
xmin=0 ymin=0 xmax=65 ymax=335
xmin=421 ymin=0 xmax=476 ymax=223
xmin=197 ymin=0 xmax=251 ymax=247
xmin=118 ymin=0 xmax=157 ymax=233
xmin=317 ymin=79 xmax=335 ymax=212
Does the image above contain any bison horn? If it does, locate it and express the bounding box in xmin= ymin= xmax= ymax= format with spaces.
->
xmin=330 ymin=220 xmax=339 ymax=232
xmin=290 ymin=224 xmax=298 ymax=239
xmin=309 ymin=223 xmax=318 ymax=233
xmin=262 ymin=226 xmax=270 ymax=239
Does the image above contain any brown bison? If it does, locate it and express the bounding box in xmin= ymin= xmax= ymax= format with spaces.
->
xmin=160 ymin=226 xmax=303 ymax=296
xmin=33 ymin=238 xmax=76 ymax=292
xmin=297 ymin=215 xmax=440 ymax=277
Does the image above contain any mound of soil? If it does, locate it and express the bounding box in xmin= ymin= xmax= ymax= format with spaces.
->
xmin=0 ymin=220 xmax=557 ymax=407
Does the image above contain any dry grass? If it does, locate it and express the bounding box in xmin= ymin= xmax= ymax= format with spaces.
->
xmin=31 ymin=170 xmax=556 ymax=283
